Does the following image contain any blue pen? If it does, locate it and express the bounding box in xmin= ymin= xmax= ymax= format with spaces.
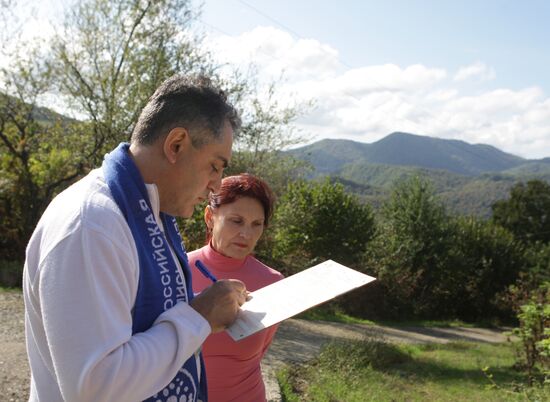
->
xmin=195 ymin=260 xmax=218 ymax=283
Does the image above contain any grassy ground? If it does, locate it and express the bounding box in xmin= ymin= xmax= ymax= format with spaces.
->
xmin=277 ymin=339 xmax=549 ymax=402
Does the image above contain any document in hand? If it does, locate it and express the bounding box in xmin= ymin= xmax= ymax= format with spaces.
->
xmin=226 ymin=259 xmax=376 ymax=341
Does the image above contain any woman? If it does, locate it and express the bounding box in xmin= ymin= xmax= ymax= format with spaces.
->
xmin=187 ymin=173 xmax=283 ymax=402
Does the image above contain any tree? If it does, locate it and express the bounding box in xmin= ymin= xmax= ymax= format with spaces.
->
xmin=1 ymin=0 xmax=309 ymax=262
xmin=368 ymin=176 xmax=528 ymax=321
xmin=1 ymin=0 xmax=209 ymax=260
xmin=0 ymin=50 xmax=90 ymax=259
xmin=367 ymin=177 xmax=456 ymax=318
xmin=451 ymin=217 xmax=525 ymax=320
xmin=0 ymin=0 xmax=20 ymax=46
xmin=504 ymin=242 xmax=550 ymax=320
xmin=492 ymin=180 xmax=550 ymax=245
xmin=272 ymin=178 xmax=375 ymax=274
xmin=226 ymin=78 xmax=312 ymax=195
xmin=49 ymin=0 xmax=213 ymax=164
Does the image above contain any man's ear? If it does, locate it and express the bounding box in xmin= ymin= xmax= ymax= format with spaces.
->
xmin=163 ymin=127 xmax=190 ymax=164
xmin=204 ymin=205 xmax=213 ymax=228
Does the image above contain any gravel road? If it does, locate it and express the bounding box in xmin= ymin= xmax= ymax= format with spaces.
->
xmin=0 ymin=290 xmax=511 ymax=402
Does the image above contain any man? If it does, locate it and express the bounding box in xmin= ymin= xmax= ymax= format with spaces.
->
xmin=23 ymin=75 xmax=247 ymax=401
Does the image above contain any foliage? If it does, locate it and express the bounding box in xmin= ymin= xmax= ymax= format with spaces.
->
xmin=0 ymin=260 xmax=23 ymax=288
xmin=297 ymin=306 xmax=375 ymax=325
xmin=177 ymin=204 xmax=208 ymax=254
xmin=227 ymin=78 xmax=312 ymax=195
xmin=504 ymin=242 xmax=550 ymax=317
xmin=0 ymin=60 xmax=90 ymax=258
xmin=1 ymin=0 xmax=308 ymax=262
xmin=1 ymin=0 xmax=211 ymax=259
xmin=366 ymin=176 xmax=530 ymax=321
xmin=509 ymin=282 xmax=550 ymax=383
xmin=48 ymin=0 xmax=212 ymax=164
xmin=492 ymin=180 xmax=550 ymax=244
xmin=366 ymin=177 xmax=456 ymax=318
xmin=272 ymin=178 xmax=375 ymax=274
xmin=450 ymin=217 xmax=526 ymax=320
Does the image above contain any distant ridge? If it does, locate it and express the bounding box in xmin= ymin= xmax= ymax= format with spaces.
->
xmin=289 ymin=132 xmax=528 ymax=176
xmin=366 ymin=132 xmax=525 ymax=175
xmin=287 ymin=132 xmax=550 ymax=217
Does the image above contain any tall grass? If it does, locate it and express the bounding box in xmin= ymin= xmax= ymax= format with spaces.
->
xmin=277 ymin=339 xmax=549 ymax=401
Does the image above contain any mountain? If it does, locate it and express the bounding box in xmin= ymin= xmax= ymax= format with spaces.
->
xmin=288 ymin=132 xmax=550 ymax=217
xmin=289 ymin=132 xmax=527 ymax=176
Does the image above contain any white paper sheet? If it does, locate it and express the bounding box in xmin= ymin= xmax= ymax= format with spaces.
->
xmin=226 ymin=259 xmax=376 ymax=341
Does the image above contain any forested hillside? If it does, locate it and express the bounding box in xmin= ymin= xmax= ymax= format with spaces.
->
xmin=289 ymin=133 xmax=550 ymax=216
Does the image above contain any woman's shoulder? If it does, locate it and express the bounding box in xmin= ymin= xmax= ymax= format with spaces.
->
xmin=247 ymin=256 xmax=284 ymax=280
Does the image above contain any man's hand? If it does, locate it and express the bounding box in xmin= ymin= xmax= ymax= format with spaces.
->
xmin=190 ymin=279 xmax=248 ymax=333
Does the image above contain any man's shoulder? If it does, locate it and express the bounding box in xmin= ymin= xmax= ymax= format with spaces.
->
xmin=35 ymin=169 xmax=128 ymax=242
xmin=44 ymin=169 xmax=119 ymax=221
xmin=27 ymin=169 xmax=135 ymax=268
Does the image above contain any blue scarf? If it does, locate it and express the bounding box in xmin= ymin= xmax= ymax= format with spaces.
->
xmin=102 ymin=142 xmax=207 ymax=402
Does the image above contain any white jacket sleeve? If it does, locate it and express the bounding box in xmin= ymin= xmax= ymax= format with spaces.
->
xmin=31 ymin=215 xmax=210 ymax=402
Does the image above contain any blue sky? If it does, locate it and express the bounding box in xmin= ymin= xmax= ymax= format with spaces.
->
xmin=3 ymin=0 xmax=550 ymax=158
xmin=197 ymin=0 xmax=550 ymax=93
xmin=194 ymin=0 xmax=550 ymax=158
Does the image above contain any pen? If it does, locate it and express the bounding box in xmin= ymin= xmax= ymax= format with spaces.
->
xmin=195 ymin=259 xmax=218 ymax=283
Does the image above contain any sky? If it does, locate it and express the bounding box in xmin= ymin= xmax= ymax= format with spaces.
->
xmin=3 ymin=0 xmax=550 ymax=159
xmin=192 ymin=0 xmax=550 ymax=159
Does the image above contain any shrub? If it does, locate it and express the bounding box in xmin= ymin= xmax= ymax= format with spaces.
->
xmin=510 ymin=282 xmax=550 ymax=384
xmin=0 ymin=260 xmax=23 ymax=288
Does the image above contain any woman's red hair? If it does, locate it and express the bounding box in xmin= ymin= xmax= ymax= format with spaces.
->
xmin=206 ymin=174 xmax=274 ymax=243
xmin=208 ymin=173 xmax=275 ymax=226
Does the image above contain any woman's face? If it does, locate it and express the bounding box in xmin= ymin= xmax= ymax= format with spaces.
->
xmin=207 ymin=196 xmax=266 ymax=259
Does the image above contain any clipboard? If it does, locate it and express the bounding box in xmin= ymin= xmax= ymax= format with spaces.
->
xmin=226 ymin=259 xmax=376 ymax=341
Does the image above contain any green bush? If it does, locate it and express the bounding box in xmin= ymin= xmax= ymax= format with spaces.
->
xmin=273 ymin=178 xmax=375 ymax=274
xmin=366 ymin=176 xmax=529 ymax=321
xmin=366 ymin=177 xmax=456 ymax=319
xmin=0 ymin=260 xmax=23 ymax=288
xmin=510 ymin=282 xmax=550 ymax=383
xmin=492 ymin=180 xmax=550 ymax=245
xmin=451 ymin=217 xmax=525 ymax=321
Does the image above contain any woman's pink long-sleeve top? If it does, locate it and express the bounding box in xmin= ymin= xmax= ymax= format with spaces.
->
xmin=187 ymin=244 xmax=284 ymax=402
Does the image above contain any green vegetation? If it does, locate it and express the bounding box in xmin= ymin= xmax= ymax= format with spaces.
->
xmin=1 ymin=0 xmax=307 ymax=262
xmin=363 ymin=177 xmax=525 ymax=321
xmin=1 ymin=1 xmax=547 ymax=390
xmin=492 ymin=180 xmax=550 ymax=245
xmin=289 ymin=135 xmax=550 ymax=217
xmin=296 ymin=307 xmax=489 ymax=328
xmin=509 ymin=283 xmax=550 ymax=382
xmin=297 ymin=306 xmax=376 ymax=325
xmin=277 ymin=339 xmax=549 ymax=402
xmin=272 ymin=178 xmax=375 ymax=275
xmin=0 ymin=260 xmax=22 ymax=288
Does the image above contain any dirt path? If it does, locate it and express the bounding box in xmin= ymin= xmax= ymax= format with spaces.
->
xmin=0 ymin=290 xmax=512 ymax=402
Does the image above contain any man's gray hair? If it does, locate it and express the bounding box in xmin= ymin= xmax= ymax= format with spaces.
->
xmin=131 ymin=75 xmax=241 ymax=147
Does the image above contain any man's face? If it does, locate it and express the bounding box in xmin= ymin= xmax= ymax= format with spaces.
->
xmin=163 ymin=120 xmax=233 ymax=217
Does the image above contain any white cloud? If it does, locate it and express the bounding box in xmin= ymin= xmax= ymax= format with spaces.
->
xmin=453 ymin=62 xmax=496 ymax=82
xmin=206 ymin=26 xmax=341 ymax=82
xmin=330 ymin=64 xmax=447 ymax=95
xmin=208 ymin=28 xmax=550 ymax=158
